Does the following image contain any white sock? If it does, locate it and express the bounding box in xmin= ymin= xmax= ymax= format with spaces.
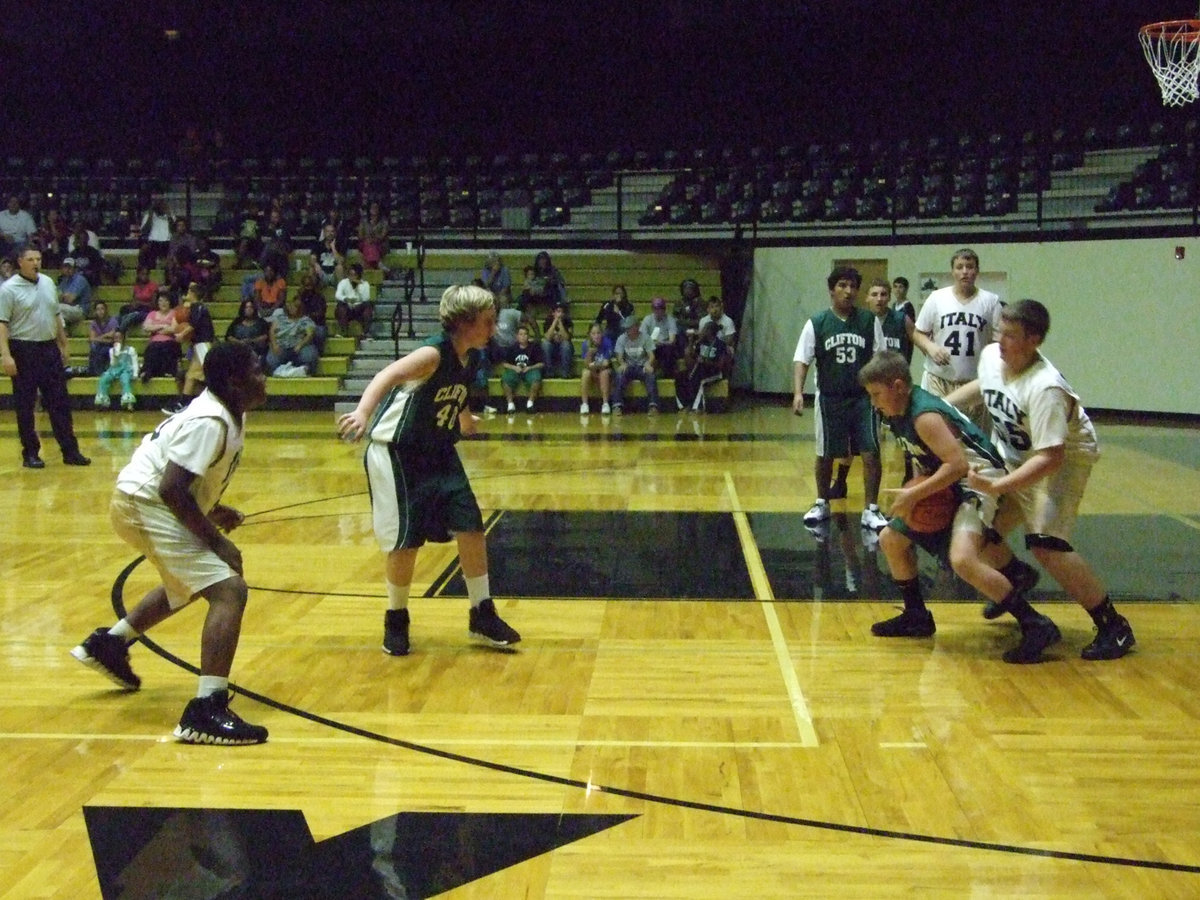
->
xmin=197 ymin=675 xmax=228 ymax=699
xmin=108 ymin=620 xmax=140 ymax=644
xmin=465 ymin=574 xmax=490 ymax=608
xmin=386 ymin=581 xmax=410 ymax=611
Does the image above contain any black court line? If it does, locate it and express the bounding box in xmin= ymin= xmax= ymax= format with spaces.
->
xmin=104 ymin=552 xmax=1200 ymax=876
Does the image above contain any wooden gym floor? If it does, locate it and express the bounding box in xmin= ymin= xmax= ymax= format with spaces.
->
xmin=2 ymin=402 xmax=1199 ymax=898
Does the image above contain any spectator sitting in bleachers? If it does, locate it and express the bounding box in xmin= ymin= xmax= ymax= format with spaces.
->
xmin=675 ymin=321 xmax=731 ymax=412
xmin=541 ymin=300 xmax=574 ymax=378
xmin=518 ymin=250 xmax=567 ymax=313
xmin=266 ymin=295 xmax=319 ymax=376
xmin=296 ymin=271 xmax=328 ymax=353
xmin=252 ymin=262 xmax=287 ymax=313
xmin=87 ymin=301 xmax=121 ymax=375
xmin=641 ymin=296 xmax=679 ymax=375
xmin=187 ymin=239 xmax=222 ymax=301
xmin=501 ymin=324 xmax=545 ymax=413
xmin=316 ymin=207 xmax=354 ymax=256
xmin=470 ymin=289 xmax=523 ymax=413
xmin=68 ymin=227 xmax=104 ymax=288
xmin=56 ymin=257 xmax=91 ymax=324
xmin=479 ymin=252 xmax=511 ymax=300
xmin=162 ymin=283 xmax=218 ymax=414
xmin=67 ymin=220 xmax=101 ymax=253
xmin=36 ymin=209 xmax=68 ymax=267
xmin=311 ymin=223 xmax=344 ymax=286
xmin=0 ymin=258 xmax=12 ymax=281
xmin=357 ymin=201 xmax=388 ymax=269
xmin=335 ymin=262 xmax=372 ymax=337
xmin=596 ymin=283 xmax=634 ymax=343
xmin=234 ymin=201 xmax=264 ymax=269
xmin=260 ymin=208 xmax=292 ymax=273
xmin=697 ymin=295 xmax=737 ymax=355
xmin=672 ymin=277 xmax=705 ymax=347
xmin=117 ymin=266 xmax=159 ymax=334
xmin=93 ymin=341 xmax=138 ymax=411
xmin=225 ymin=298 xmax=270 ymax=365
xmin=579 ymin=323 xmax=614 ymax=415
xmin=165 ymin=217 xmax=199 ymax=282
xmin=0 ymin=195 xmax=37 ymax=257
xmin=612 ymin=315 xmax=659 ymax=414
xmin=140 ymin=292 xmax=182 ymax=382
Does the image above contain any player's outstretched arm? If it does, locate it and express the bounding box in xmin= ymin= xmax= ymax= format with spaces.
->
xmin=968 ymin=445 xmax=1064 ymax=496
xmin=943 ymin=379 xmax=982 ymax=411
xmin=337 ymin=346 xmax=440 ymax=442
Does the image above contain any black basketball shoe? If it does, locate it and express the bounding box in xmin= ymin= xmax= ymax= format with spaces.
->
xmin=383 ymin=608 xmax=411 ymax=656
xmin=871 ymin=609 xmax=936 ymax=638
xmin=1081 ymin=616 xmax=1136 ymax=661
xmin=71 ymin=628 xmax=141 ymax=690
xmin=173 ymin=690 xmax=268 ymax=745
xmin=1002 ymin=614 xmax=1062 ymax=664
xmin=469 ymin=598 xmax=521 ymax=647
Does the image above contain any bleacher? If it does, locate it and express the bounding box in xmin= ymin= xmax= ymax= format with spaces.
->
xmin=0 ymin=250 xmax=729 ymax=411
xmin=8 ymin=119 xmax=1200 ymax=411
xmin=399 ymin=251 xmax=729 ymax=411
xmin=6 ymin=118 xmax=1200 ymax=253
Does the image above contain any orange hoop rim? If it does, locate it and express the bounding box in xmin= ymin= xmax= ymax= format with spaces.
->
xmin=1140 ymin=19 xmax=1200 ymax=41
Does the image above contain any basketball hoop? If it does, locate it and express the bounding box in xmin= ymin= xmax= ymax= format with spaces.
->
xmin=1140 ymin=19 xmax=1200 ymax=106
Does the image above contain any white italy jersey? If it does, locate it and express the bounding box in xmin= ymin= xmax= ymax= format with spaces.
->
xmin=915 ymin=286 xmax=1002 ymax=382
xmin=116 ymin=390 xmax=245 ymax=514
xmin=975 ymin=343 xmax=1098 ymax=469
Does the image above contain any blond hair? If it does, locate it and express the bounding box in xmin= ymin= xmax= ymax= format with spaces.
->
xmin=439 ymin=284 xmax=495 ymax=331
xmin=858 ymin=350 xmax=913 ymax=387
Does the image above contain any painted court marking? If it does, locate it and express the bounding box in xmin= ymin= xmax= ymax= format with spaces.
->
xmin=724 ymin=471 xmax=819 ymax=747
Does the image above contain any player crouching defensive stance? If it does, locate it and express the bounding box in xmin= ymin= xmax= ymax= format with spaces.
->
xmin=71 ymin=342 xmax=270 ymax=744
xmin=860 ymin=351 xmax=1058 ymax=663
xmin=947 ymin=300 xmax=1135 ymax=661
xmin=338 ymin=284 xmax=520 ymax=656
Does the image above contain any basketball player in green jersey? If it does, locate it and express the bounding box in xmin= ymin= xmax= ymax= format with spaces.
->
xmin=792 ymin=266 xmax=887 ymax=532
xmin=338 ymin=284 xmax=520 ymax=656
xmin=858 ymin=351 xmax=1054 ymax=663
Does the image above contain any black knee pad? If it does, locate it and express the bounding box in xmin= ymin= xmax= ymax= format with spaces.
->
xmin=1025 ymin=533 xmax=1073 ymax=553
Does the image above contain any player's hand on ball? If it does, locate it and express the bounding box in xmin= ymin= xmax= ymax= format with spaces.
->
xmin=966 ymin=468 xmax=998 ymax=495
xmin=884 ymin=485 xmax=917 ymax=520
xmin=891 ymin=475 xmax=958 ymax=533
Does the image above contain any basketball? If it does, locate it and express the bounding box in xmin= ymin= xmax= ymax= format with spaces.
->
xmin=901 ymin=474 xmax=958 ymax=533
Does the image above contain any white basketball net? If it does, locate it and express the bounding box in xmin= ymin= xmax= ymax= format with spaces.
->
xmin=1140 ymin=20 xmax=1200 ymax=106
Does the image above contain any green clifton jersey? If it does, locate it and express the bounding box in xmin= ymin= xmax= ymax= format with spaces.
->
xmin=367 ymin=332 xmax=483 ymax=450
xmin=882 ymin=386 xmax=1005 ymax=476
xmin=811 ymin=307 xmax=876 ymax=397
xmin=877 ymin=307 xmax=912 ymax=360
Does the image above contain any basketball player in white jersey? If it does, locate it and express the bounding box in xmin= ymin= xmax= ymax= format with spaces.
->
xmin=947 ymin=299 xmax=1135 ymax=662
xmin=913 ymin=248 xmax=1002 ymax=429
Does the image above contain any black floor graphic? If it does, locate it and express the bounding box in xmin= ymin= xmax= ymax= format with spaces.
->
xmin=435 ymin=511 xmax=1200 ymax=603
xmin=84 ymin=806 xmax=635 ymax=899
xmin=434 ymin=511 xmax=756 ymax=599
xmin=754 ymin=512 xmax=1200 ymax=603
